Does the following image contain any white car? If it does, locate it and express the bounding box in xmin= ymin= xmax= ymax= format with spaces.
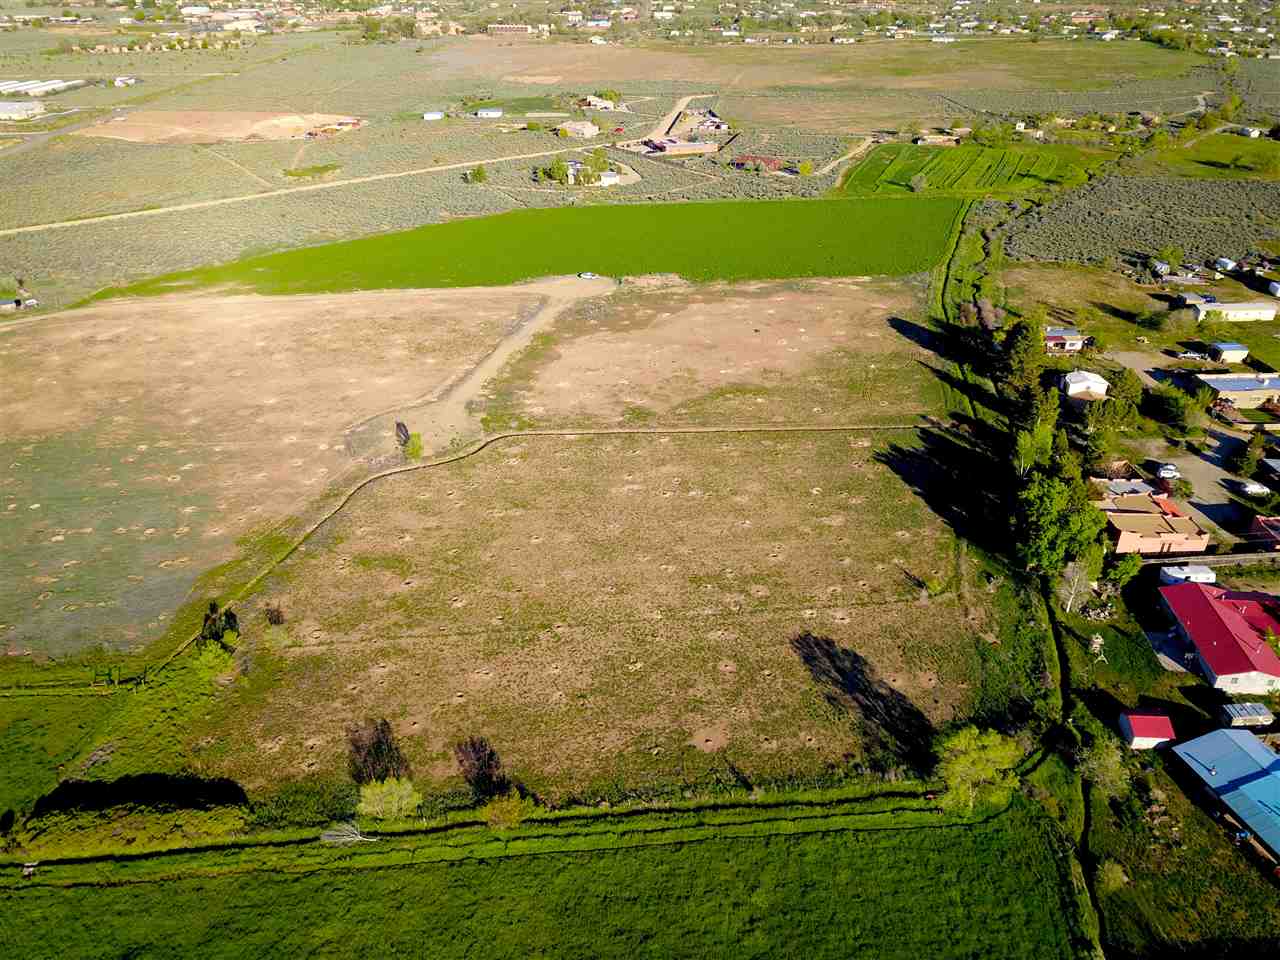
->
xmin=1243 ymin=480 xmax=1272 ymax=497
xmin=578 ymin=271 xmax=599 ymax=279
xmin=1156 ymin=464 xmax=1181 ymax=480
xmin=1177 ymin=351 xmax=1208 ymax=361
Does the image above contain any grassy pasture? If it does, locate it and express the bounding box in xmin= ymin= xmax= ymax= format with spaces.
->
xmin=92 ymin=197 xmax=967 ymax=299
xmin=167 ymin=431 xmax=984 ymax=800
xmin=1125 ymin=132 xmax=1280 ymax=181
xmin=842 ymin=143 xmax=1109 ymax=198
xmin=2 ymin=796 xmax=1088 ymax=960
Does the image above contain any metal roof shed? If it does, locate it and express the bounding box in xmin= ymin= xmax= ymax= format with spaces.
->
xmin=1173 ymin=729 xmax=1280 ymax=859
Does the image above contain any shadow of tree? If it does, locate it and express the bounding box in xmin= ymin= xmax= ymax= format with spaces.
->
xmin=875 ymin=424 xmax=1010 ymax=556
xmin=31 ymin=774 xmax=248 ymax=818
xmin=790 ymin=632 xmax=934 ymax=771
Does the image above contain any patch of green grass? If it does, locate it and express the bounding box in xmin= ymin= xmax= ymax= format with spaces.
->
xmin=282 ymin=163 xmax=340 ymax=179
xmin=0 ymin=693 xmax=120 ymax=817
xmin=843 ymin=143 xmax=1113 ymax=199
xmin=1125 ymin=132 xmax=1280 ymax=181
xmin=4 ymin=797 xmax=1087 ymax=960
xmin=92 ymin=198 xmax=968 ymax=300
xmin=462 ymin=95 xmax=561 ymax=115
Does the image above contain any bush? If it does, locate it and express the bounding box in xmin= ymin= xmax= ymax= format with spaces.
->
xmin=404 ymin=432 xmax=423 ymax=460
xmin=482 ymin=790 xmax=538 ymax=830
xmin=248 ymin=779 xmax=358 ymax=828
xmin=1097 ymin=859 xmax=1129 ymax=893
xmin=357 ymin=777 xmax=422 ymax=820
xmin=454 ymin=736 xmax=509 ymax=800
xmin=347 ymin=719 xmax=410 ymax=785
xmin=265 ymin=604 xmax=285 ymax=625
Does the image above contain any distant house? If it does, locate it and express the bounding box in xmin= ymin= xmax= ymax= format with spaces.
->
xmin=421 ymin=110 xmax=445 ymax=121
xmin=1062 ymin=370 xmax=1109 ymax=401
xmin=1099 ymin=493 xmax=1210 ymax=555
xmin=732 ymin=154 xmax=785 ymax=172
xmin=1173 ymin=729 xmax=1280 ymax=859
xmin=486 ymin=22 xmax=534 ymax=34
xmin=1196 ymin=373 xmax=1280 ymax=409
xmin=1159 ymin=582 xmax=1280 ymax=693
xmin=474 ymin=108 xmax=504 ymax=119
xmin=597 ymin=169 xmax=621 ymax=186
xmin=1194 ymin=301 xmax=1277 ymax=323
xmin=1249 ymin=515 xmax=1280 ymax=550
xmin=1215 ymin=257 xmax=1238 ymax=272
xmin=1209 ymin=342 xmax=1249 ymax=363
xmin=1044 ymin=326 xmax=1086 ymax=353
xmin=644 ymin=138 xmax=718 ymax=156
xmin=557 ymin=120 xmax=600 ymax=138
xmin=912 ymin=134 xmax=959 ymax=146
xmin=1119 ymin=712 xmax=1175 ymax=750
xmin=1242 ymin=126 xmax=1263 ymax=138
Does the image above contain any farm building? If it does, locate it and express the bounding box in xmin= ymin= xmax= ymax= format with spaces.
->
xmin=557 ymin=120 xmax=600 ymax=138
xmin=1249 ymin=515 xmax=1280 ymax=550
xmin=0 ymin=100 xmax=44 ymax=120
xmin=1196 ymin=373 xmax=1280 ymax=409
xmin=1044 ymin=326 xmax=1086 ymax=353
xmin=474 ymin=108 xmax=504 ymax=119
xmin=1159 ymin=564 xmax=1216 ymax=585
xmin=644 ymin=138 xmax=717 ymax=156
xmin=1221 ymin=703 xmax=1276 ymax=728
xmin=1209 ymin=342 xmax=1249 ymax=363
xmin=1194 ymin=301 xmax=1277 ymax=322
xmin=1173 ymin=729 xmax=1280 ymax=860
xmin=422 ymin=111 xmax=444 ymax=121
xmin=578 ymin=95 xmax=621 ymax=111
xmin=1215 ymin=257 xmax=1238 ymax=272
xmin=1062 ymin=370 xmax=1109 ymax=401
xmin=732 ymin=154 xmax=785 ymax=172
xmin=1099 ymin=493 xmax=1210 ymax=555
xmin=1159 ymin=582 xmax=1280 ymax=694
xmin=1119 ymin=712 xmax=1175 ymax=750
xmin=912 ymin=134 xmax=960 ymax=146
xmin=486 ymin=22 xmax=534 ymax=34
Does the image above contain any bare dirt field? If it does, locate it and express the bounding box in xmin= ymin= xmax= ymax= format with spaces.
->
xmin=74 ymin=111 xmax=360 ymax=144
xmin=476 ymin=278 xmax=941 ymax=430
xmin=190 ymin=430 xmax=981 ymax=800
xmin=0 ymin=284 xmax=567 ymax=656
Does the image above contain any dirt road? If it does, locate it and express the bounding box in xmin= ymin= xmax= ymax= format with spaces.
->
xmin=648 ymin=93 xmax=715 ymax=140
xmin=815 ymin=136 xmax=872 ymax=177
xmin=345 ymin=274 xmax=618 ymax=457
xmin=0 ymin=144 xmax=584 ymax=237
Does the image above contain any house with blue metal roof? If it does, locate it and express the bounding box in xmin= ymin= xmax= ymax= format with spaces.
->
xmin=1173 ymin=729 xmax=1280 ymax=859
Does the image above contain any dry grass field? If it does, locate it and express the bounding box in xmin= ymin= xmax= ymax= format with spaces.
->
xmin=477 ymin=277 xmax=943 ymax=430
xmin=193 ymin=429 xmax=978 ymax=800
xmin=0 ymin=285 xmax=550 ymax=656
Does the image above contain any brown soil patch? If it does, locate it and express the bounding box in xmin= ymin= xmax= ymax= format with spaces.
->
xmin=521 ymin=278 xmax=918 ymax=422
xmin=74 ymin=111 xmax=360 ymax=144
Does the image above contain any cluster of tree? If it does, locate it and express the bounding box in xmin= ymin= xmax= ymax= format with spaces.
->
xmin=358 ymin=15 xmax=416 ymax=41
xmin=534 ymin=147 xmax=610 ymax=186
xmin=464 ymin=164 xmax=487 ymax=184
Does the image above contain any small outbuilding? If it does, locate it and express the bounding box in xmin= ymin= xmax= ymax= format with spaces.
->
xmin=1044 ymin=326 xmax=1086 ymax=353
xmin=1209 ymin=342 xmax=1249 ymax=363
xmin=1221 ymin=702 xmax=1276 ymax=728
xmin=1119 ymin=712 xmax=1175 ymax=750
xmin=1062 ymin=370 xmax=1109 ymax=401
xmin=1159 ymin=564 xmax=1216 ymax=585
xmin=422 ymin=111 xmax=445 ymax=121
xmin=474 ymin=107 xmax=503 ymax=119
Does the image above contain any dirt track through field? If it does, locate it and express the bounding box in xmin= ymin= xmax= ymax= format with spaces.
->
xmin=0 ymin=145 xmax=585 ymax=236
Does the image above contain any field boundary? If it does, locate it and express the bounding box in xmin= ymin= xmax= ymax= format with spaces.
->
xmin=1 ymin=421 xmax=931 ymax=696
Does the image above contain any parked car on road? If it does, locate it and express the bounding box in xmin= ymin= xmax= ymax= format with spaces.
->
xmin=1157 ymin=463 xmax=1181 ymax=480
xmin=1243 ymin=480 xmax=1272 ymax=497
xmin=1177 ymin=351 xmax=1208 ymax=361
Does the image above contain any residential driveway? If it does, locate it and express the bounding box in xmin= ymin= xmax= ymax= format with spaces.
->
xmin=1163 ymin=429 xmax=1250 ymax=543
xmin=1106 ymin=351 xmax=1163 ymax=389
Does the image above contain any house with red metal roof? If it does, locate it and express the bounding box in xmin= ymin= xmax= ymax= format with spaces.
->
xmin=1118 ymin=712 xmax=1175 ymax=749
xmin=1159 ymin=582 xmax=1280 ymax=695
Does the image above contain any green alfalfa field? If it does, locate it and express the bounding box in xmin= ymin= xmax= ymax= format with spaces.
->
xmin=91 ymin=197 xmax=967 ymax=298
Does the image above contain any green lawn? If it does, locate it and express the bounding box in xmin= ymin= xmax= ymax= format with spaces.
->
xmin=843 ymin=143 xmax=1110 ymax=198
xmin=91 ymin=198 xmax=967 ymax=299
xmin=3 ymin=798 xmax=1089 ymax=960
xmin=1126 ymin=133 xmax=1280 ymax=181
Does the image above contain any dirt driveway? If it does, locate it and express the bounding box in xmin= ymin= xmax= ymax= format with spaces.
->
xmin=1159 ymin=430 xmax=1249 ymax=543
